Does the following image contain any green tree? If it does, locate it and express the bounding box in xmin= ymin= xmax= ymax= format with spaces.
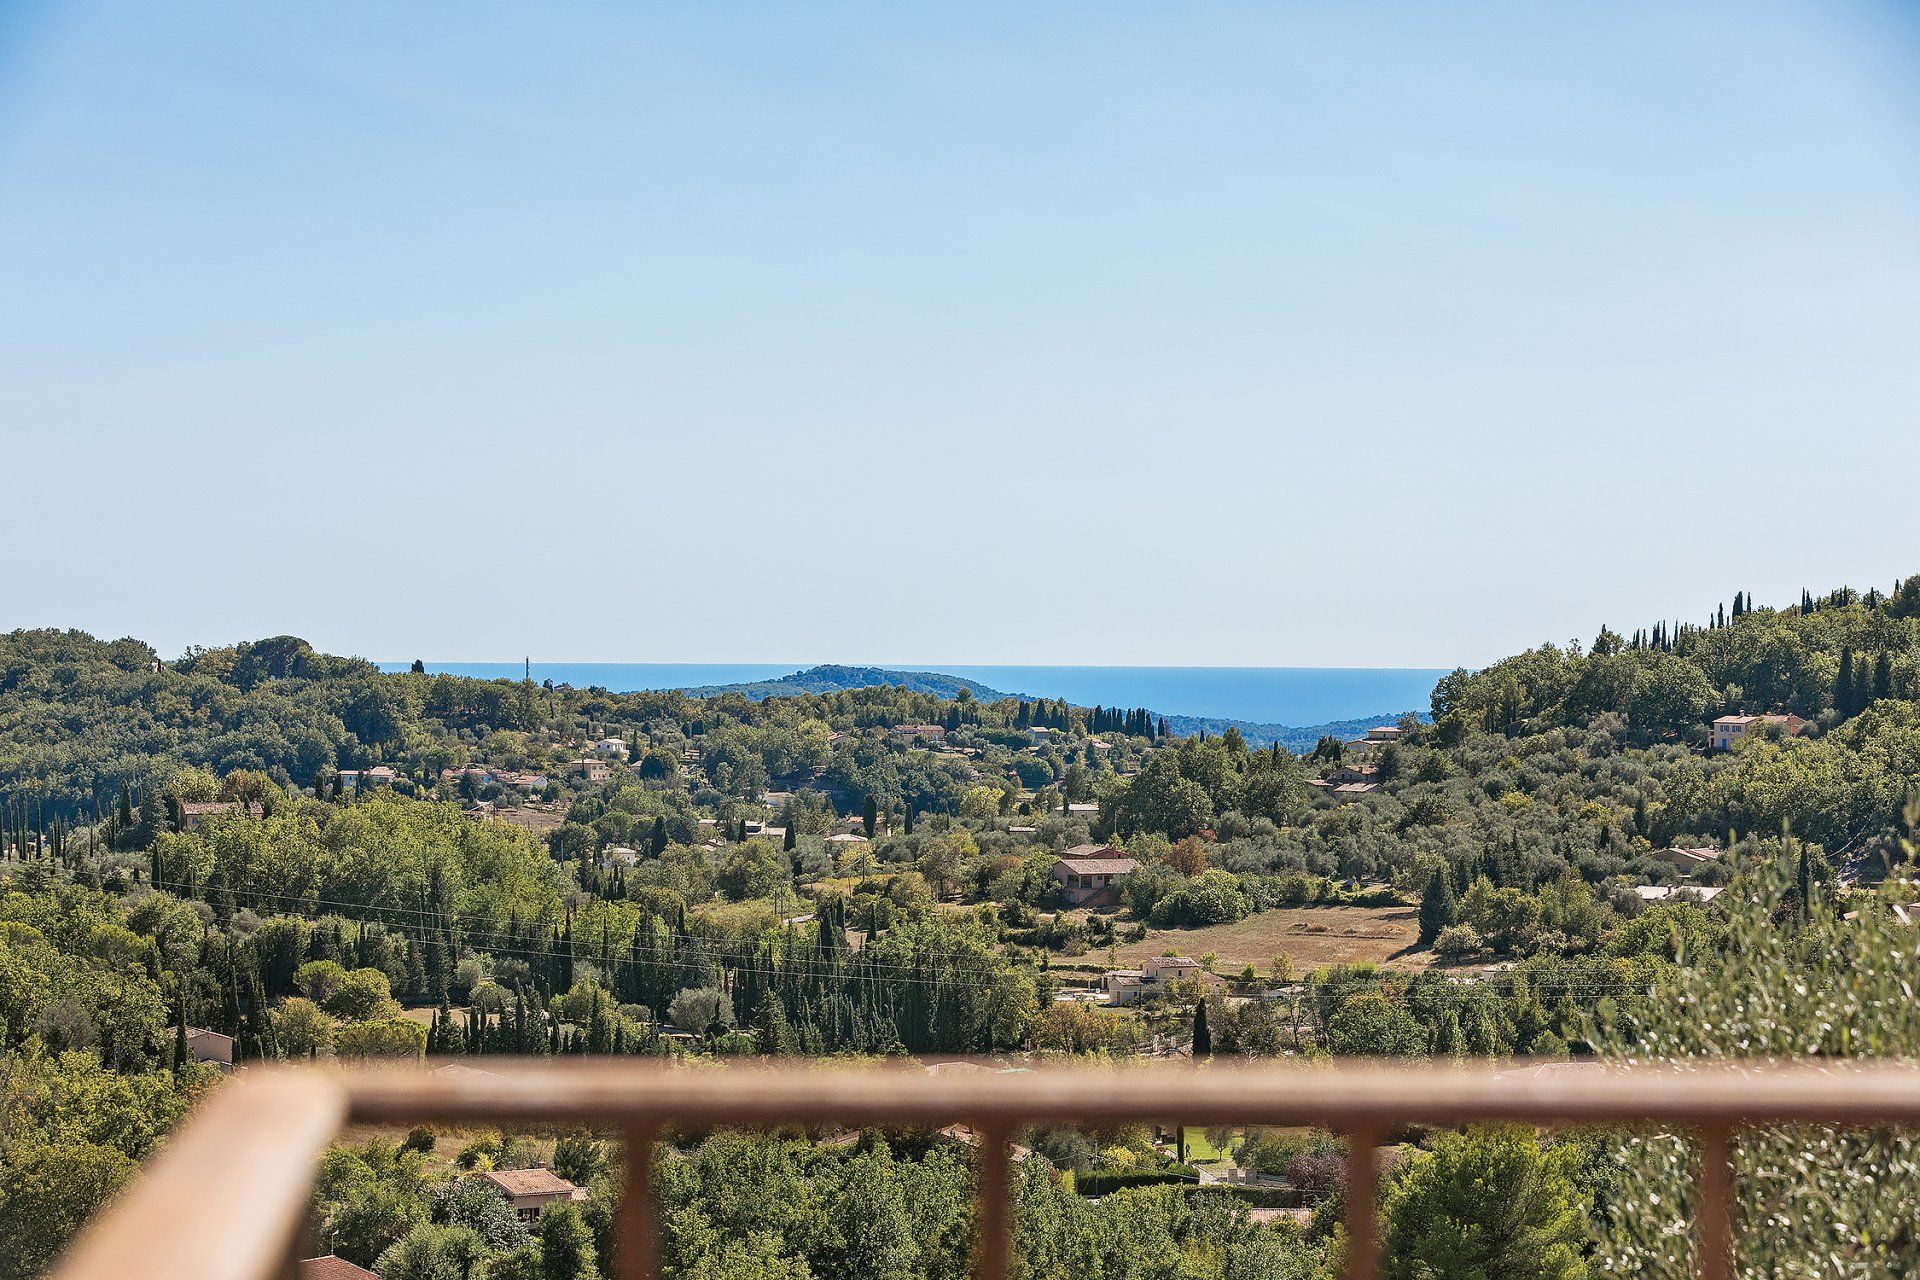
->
xmin=1381 ymin=1128 xmax=1588 ymax=1280
xmin=270 ymin=997 xmax=334 ymax=1058
xmin=0 ymin=1141 xmax=137 ymax=1280
xmin=1324 ymin=995 xmax=1425 ymax=1057
xmin=536 ymin=1201 xmax=600 ymax=1280
xmin=375 ymin=1222 xmax=489 ymax=1280
xmin=1418 ymin=868 xmax=1458 ymax=946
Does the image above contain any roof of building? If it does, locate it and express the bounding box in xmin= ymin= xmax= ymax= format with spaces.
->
xmin=480 ymin=1167 xmax=586 ymax=1199
xmin=298 ymin=1257 xmax=380 ymax=1280
xmin=1061 ymin=843 xmax=1117 ymax=859
xmin=1635 ymin=885 xmax=1724 ymax=903
xmin=180 ymin=800 xmax=263 ymax=817
xmin=1053 ymin=856 xmax=1139 ymax=875
xmin=1657 ymin=846 xmax=1722 ymax=864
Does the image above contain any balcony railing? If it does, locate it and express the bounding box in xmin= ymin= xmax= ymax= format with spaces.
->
xmin=46 ymin=1059 xmax=1920 ymax=1280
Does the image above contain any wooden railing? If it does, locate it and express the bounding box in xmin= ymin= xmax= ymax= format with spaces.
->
xmin=47 ymin=1059 xmax=1920 ymax=1280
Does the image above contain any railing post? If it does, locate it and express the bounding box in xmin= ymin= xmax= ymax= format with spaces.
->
xmin=973 ymin=1122 xmax=1014 ymax=1280
xmin=277 ymin=1209 xmax=318 ymax=1280
xmin=617 ymin=1125 xmax=661 ymax=1280
xmin=1695 ymin=1125 xmax=1735 ymax=1280
xmin=1342 ymin=1126 xmax=1380 ymax=1280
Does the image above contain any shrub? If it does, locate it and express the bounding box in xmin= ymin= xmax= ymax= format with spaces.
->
xmin=1433 ymin=924 xmax=1483 ymax=958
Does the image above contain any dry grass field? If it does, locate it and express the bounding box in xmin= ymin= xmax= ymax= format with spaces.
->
xmin=1110 ymin=904 xmax=1430 ymax=974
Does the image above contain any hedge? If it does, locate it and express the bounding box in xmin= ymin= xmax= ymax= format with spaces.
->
xmin=1074 ymin=1165 xmax=1201 ymax=1196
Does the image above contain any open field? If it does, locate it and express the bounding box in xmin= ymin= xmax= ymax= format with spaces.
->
xmin=1110 ymin=904 xmax=1429 ymax=974
xmin=490 ymin=804 xmax=567 ymax=836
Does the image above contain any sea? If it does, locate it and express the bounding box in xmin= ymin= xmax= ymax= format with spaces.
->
xmin=376 ymin=663 xmax=1450 ymax=728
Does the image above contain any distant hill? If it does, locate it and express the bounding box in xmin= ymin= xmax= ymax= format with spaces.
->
xmin=675 ymin=664 xmax=1012 ymax=702
xmin=680 ymin=664 xmax=1421 ymax=750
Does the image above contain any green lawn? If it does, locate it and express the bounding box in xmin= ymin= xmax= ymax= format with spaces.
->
xmin=1177 ymin=1128 xmax=1229 ymax=1163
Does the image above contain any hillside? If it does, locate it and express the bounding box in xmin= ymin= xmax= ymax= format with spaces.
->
xmin=10 ymin=578 xmax=1920 ymax=1279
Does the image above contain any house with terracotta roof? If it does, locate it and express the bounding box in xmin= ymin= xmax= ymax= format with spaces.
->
xmin=1710 ymin=713 xmax=1807 ymax=751
xmin=833 ymin=812 xmax=889 ymax=837
xmin=478 ymin=1166 xmax=589 ymax=1221
xmin=297 ymin=1257 xmax=379 ymax=1280
xmin=1051 ymin=845 xmax=1139 ymax=908
xmin=567 ymin=759 xmax=612 ymax=783
xmin=177 ymin=800 xmax=263 ymax=830
xmin=1098 ymin=955 xmax=1226 ymax=1005
xmin=179 ymin=1026 xmax=234 ymax=1069
xmin=1650 ymin=845 xmax=1722 ymax=876
xmin=1308 ymin=764 xmax=1380 ymax=797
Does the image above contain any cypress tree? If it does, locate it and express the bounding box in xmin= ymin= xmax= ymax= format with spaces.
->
xmin=1418 ymin=868 xmax=1458 ymax=945
xmin=172 ymin=985 xmax=189 ymax=1075
xmin=1191 ymin=1001 xmax=1211 ymax=1059
xmin=754 ymin=992 xmax=793 ymax=1055
xmin=1797 ymin=837 xmax=1814 ymax=922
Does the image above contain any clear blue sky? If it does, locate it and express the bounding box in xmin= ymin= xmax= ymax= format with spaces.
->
xmin=3 ymin=2 xmax=1918 ymax=667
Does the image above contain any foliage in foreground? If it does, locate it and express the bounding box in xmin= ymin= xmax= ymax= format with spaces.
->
xmin=1590 ymin=842 xmax=1920 ymax=1279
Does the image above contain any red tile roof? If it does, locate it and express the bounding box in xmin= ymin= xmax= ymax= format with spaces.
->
xmin=298 ymin=1258 xmax=379 ymax=1280
xmin=480 ymin=1167 xmax=586 ymax=1200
